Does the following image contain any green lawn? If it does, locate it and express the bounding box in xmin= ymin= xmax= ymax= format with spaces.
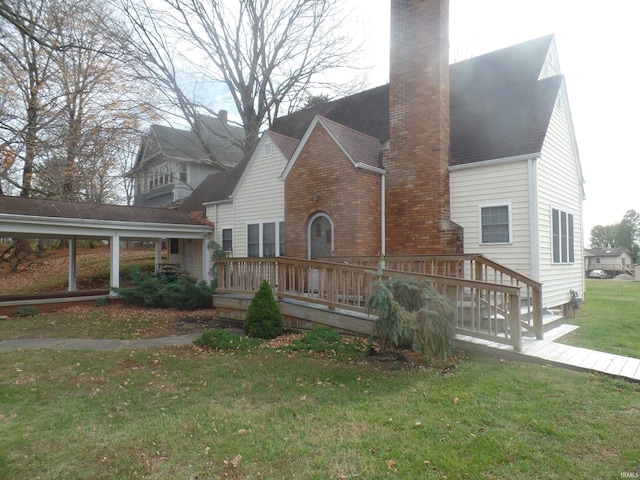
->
xmin=562 ymin=279 xmax=640 ymax=358
xmin=1 ymin=279 xmax=640 ymax=478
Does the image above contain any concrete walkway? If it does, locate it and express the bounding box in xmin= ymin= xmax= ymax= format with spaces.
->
xmin=0 ymin=333 xmax=204 ymax=352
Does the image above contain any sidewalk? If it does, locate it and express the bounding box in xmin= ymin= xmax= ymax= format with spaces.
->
xmin=0 ymin=333 xmax=204 ymax=352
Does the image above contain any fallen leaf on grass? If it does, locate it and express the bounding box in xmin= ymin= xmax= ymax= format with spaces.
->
xmin=224 ymin=454 xmax=242 ymax=468
xmin=386 ymin=459 xmax=398 ymax=472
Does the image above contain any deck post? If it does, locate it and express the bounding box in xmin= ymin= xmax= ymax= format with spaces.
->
xmin=510 ymin=294 xmax=522 ymax=352
xmin=68 ymin=236 xmax=77 ymax=292
xmin=109 ymin=235 xmax=120 ymax=297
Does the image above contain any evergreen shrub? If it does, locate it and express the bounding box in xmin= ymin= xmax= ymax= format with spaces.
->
xmin=194 ymin=329 xmax=262 ymax=351
xmin=366 ymin=277 xmax=456 ymax=359
xmin=244 ymin=280 xmax=283 ymax=339
xmin=114 ymin=266 xmax=214 ymax=310
xmin=12 ymin=306 xmax=40 ymax=317
xmin=290 ymin=326 xmax=341 ymax=352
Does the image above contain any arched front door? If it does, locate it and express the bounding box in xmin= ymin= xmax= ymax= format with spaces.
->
xmin=308 ymin=213 xmax=333 ymax=259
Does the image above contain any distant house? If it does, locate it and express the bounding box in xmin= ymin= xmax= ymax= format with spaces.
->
xmin=128 ymin=112 xmax=245 ymax=207
xmin=584 ymin=248 xmax=634 ymax=276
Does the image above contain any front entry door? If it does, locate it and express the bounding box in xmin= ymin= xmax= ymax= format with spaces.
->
xmin=309 ymin=215 xmax=332 ymax=259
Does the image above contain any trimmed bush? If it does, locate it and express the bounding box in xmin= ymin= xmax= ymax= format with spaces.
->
xmin=290 ymin=326 xmax=341 ymax=352
xmin=244 ymin=280 xmax=283 ymax=339
xmin=194 ymin=329 xmax=262 ymax=351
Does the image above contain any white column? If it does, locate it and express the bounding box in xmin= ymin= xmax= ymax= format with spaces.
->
xmin=202 ymin=234 xmax=211 ymax=283
xmin=110 ymin=235 xmax=120 ymax=296
xmin=68 ymin=236 xmax=77 ymax=291
xmin=155 ymin=238 xmax=162 ymax=274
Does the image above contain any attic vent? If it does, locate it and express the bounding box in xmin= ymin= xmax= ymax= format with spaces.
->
xmin=264 ymin=143 xmax=273 ymax=156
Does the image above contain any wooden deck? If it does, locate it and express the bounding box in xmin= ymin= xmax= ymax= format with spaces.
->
xmin=456 ymin=326 xmax=640 ymax=382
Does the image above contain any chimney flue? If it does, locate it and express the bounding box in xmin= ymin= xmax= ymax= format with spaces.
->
xmin=385 ymin=0 xmax=461 ymax=255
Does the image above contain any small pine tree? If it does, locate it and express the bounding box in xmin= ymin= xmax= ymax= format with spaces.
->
xmin=244 ymin=280 xmax=283 ymax=339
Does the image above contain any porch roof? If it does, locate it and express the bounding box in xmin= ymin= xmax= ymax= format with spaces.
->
xmin=0 ymin=195 xmax=212 ymax=241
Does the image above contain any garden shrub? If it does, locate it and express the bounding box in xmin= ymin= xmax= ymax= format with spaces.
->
xmin=290 ymin=326 xmax=341 ymax=352
xmin=93 ymin=297 xmax=109 ymax=307
xmin=194 ymin=329 xmax=262 ymax=351
xmin=12 ymin=306 xmax=40 ymax=317
xmin=366 ymin=277 xmax=456 ymax=359
xmin=289 ymin=327 xmax=368 ymax=358
xmin=114 ymin=266 xmax=214 ymax=310
xmin=244 ymin=280 xmax=283 ymax=339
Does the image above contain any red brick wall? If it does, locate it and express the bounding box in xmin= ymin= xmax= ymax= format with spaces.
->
xmin=386 ymin=0 xmax=463 ymax=254
xmin=285 ymin=123 xmax=382 ymax=258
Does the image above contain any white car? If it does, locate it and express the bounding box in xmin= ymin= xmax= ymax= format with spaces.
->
xmin=588 ymin=269 xmax=608 ymax=279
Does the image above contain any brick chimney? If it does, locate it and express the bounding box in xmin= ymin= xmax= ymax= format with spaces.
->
xmin=385 ymin=0 xmax=462 ymax=255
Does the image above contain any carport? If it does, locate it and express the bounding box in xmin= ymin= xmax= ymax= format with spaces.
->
xmin=0 ymin=195 xmax=213 ymax=295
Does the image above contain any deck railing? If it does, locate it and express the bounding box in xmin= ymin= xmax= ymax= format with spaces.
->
xmin=325 ymin=255 xmax=543 ymax=340
xmin=215 ymin=256 xmax=531 ymax=351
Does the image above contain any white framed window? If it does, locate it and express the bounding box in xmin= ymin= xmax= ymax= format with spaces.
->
xmin=221 ymin=228 xmax=233 ymax=253
xmin=552 ymin=208 xmax=574 ymax=264
xmin=246 ymin=221 xmax=285 ymax=257
xmin=479 ymin=204 xmax=511 ymax=244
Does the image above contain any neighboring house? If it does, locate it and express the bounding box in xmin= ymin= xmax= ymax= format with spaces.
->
xmin=128 ymin=112 xmax=245 ymax=207
xmin=584 ymin=248 xmax=634 ymax=276
xmin=180 ymin=1 xmax=585 ymax=312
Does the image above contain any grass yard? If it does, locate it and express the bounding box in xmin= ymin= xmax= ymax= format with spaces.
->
xmin=562 ymin=279 xmax=640 ymax=358
xmin=1 ymin=297 xmax=640 ymax=479
xmin=1 ymin=263 xmax=640 ymax=478
xmin=1 ymin=345 xmax=639 ymax=480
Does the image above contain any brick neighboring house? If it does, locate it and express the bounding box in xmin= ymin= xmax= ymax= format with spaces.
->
xmin=128 ymin=112 xmax=245 ymax=208
xmin=182 ymin=0 xmax=585 ymax=311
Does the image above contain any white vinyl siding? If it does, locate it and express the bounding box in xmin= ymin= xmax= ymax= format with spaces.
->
xmin=450 ymin=160 xmax=531 ymax=275
xmin=208 ymin=133 xmax=287 ymax=257
xmin=537 ymin=82 xmax=584 ymax=308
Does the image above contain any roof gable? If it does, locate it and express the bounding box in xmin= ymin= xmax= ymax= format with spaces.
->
xmin=280 ymin=116 xmax=384 ymax=180
xmin=181 ymin=131 xmax=299 ymax=212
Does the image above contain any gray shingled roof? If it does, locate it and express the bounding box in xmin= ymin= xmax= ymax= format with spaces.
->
xmin=584 ymin=248 xmax=630 ymax=258
xmin=180 ymin=35 xmax=562 ymax=213
xmin=269 ymin=35 xmax=559 ymax=167
xmin=318 ymin=116 xmax=383 ymax=169
xmin=0 ymin=195 xmax=204 ymax=225
xmin=134 ymin=115 xmax=245 ymax=170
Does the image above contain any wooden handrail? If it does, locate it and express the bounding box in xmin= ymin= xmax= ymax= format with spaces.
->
xmin=215 ymin=257 xmax=525 ymax=351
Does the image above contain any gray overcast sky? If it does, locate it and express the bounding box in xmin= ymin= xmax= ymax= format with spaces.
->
xmin=354 ymin=0 xmax=640 ymax=246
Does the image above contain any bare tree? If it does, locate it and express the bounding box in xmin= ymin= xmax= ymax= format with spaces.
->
xmin=121 ymin=0 xmax=364 ymax=153
xmin=0 ymin=0 xmax=156 ymax=202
